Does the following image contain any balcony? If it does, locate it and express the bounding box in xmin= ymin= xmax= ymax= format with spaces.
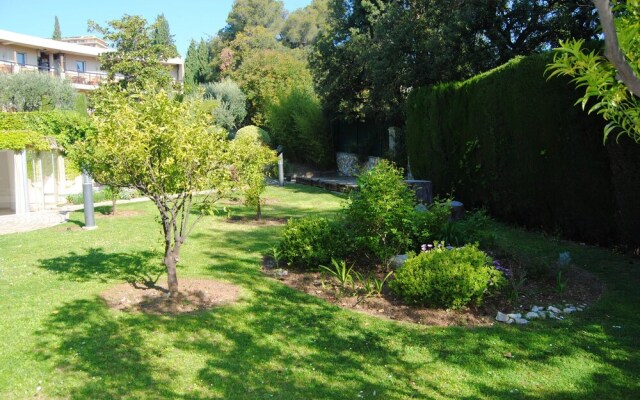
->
xmin=0 ymin=59 xmax=111 ymax=90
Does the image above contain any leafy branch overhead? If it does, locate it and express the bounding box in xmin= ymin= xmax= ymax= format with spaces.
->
xmin=547 ymin=0 xmax=640 ymax=143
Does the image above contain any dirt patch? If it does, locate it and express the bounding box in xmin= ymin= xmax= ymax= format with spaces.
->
xmin=96 ymin=210 xmax=145 ymax=218
xmin=225 ymin=216 xmax=288 ymax=226
xmin=101 ymin=278 xmax=241 ymax=314
xmin=263 ymin=258 xmax=603 ymax=327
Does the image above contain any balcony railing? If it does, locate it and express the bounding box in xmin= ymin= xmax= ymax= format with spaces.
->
xmin=0 ymin=59 xmax=182 ymax=86
xmin=0 ymin=59 xmax=111 ymax=87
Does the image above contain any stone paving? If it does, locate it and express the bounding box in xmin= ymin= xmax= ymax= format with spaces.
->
xmin=0 ymin=197 xmax=151 ymax=236
xmin=0 ymin=210 xmax=69 ymax=235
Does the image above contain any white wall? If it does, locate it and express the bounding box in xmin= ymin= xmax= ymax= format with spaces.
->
xmin=0 ymin=150 xmax=16 ymax=211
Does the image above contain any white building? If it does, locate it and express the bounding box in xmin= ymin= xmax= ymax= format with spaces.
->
xmin=0 ymin=29 xmax=184 ymax=91
xmin=0 ymin=29 xmax=184 ymax=215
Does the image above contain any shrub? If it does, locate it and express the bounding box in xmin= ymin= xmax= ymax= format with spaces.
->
xmin=235 ymin=125 xmax=271 ymax=146
xmin=412 ymin=198 xmax=452 ymax=246
xmin=203 ymin=78 xmax=247 ymax=132
xmin=344 ymin=160 xmax=415 ymax=266
xmin=278 ymin=217 xmax=351 ymax=269
xmin=390 ymin=244 xmax=505 ymax=309
xmin=0 ymin=72 xmax=75 ymax=111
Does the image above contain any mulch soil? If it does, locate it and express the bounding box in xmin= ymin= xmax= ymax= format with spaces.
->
xmin=101 ymin=278 xmax=242 ymax=314
xmin=263 ymin=257 xmax=604 ymax=327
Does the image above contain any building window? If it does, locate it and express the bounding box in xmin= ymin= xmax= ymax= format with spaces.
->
xmin=76 ymin=61 xmax=85 ymax=73
xmin=16 ymin=52 xmax=26 ymax=65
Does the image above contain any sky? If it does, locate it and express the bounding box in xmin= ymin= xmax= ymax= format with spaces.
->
xmin=0 ymin=0 xmax=312 ymax=57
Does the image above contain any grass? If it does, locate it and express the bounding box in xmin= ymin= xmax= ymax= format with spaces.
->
xmin=0 ymin=183 xmax=639 ymax=399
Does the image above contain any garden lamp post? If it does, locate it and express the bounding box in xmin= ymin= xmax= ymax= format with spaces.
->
xmin=82 ymin=170 xmax=97 ymax=230
xmin=277 ymin=145 xmax=284 ymax=187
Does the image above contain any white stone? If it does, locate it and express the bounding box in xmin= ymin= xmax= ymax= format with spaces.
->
xmin=526 ymin=312 xmax=539 ymax=319
xmin=547 ymin=306 xmax=561 ymax=313
xmin=577 ymin=307 xmax=584 ymax=312
xmin=414 ymin=204 xmax=428 ymax=212
xmin=564 ymin=306 xmax=577 ymax=313
xmin=537 ymin=311 xmax=547 ymax=319
xmin=390 ymin=254 xmax=409 ymax=269
xmin=507 ymin=313 xmax=522 ymax=320
xmin=496 ymin=312 xmax=509 ymax=323
xmin=531 ymin=306 xmax=541 ymax=312
xmin=547 ymin=311 xmax=557 ymax=319
xmin=515 ymin=318 xmax=529 ymax=325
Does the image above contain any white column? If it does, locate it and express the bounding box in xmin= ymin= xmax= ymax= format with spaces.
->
xmin=13 ymin=150 xmax=29 ymax=214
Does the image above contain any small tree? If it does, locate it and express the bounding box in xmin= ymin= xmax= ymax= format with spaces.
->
xmin=231 ymin=130 xmax=277 ymax=220
xmin=74 ymin=87 xmax=234 ymax=296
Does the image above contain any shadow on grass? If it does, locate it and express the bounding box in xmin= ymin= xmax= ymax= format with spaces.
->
xmin=38 ymin=247 xmax=164 ymax=285
xmin=33 ymin=277 xmax=640 ymax=399
xmin=34 ymin=297 xmax=178 ymax=400
xmin=31 ymin=195 xmax=640 ymax=399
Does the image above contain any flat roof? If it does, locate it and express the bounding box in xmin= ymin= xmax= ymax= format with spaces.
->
xmin=0 ymin=29 xmax=106 ymax=57
xmin=0 ymin=29 xmax=183 ymax=66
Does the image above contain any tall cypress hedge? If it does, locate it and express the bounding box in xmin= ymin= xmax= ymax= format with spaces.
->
xmin=406 ymin=53 xmax=640 ymax=246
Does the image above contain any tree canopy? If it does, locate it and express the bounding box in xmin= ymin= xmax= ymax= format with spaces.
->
xmin=89 ymin=15 xmax=175 ymax=90
xmin=310 ymin=0 xmax=599 ymax=123
xmin=151 ymin=14 xmax=179 ymax=58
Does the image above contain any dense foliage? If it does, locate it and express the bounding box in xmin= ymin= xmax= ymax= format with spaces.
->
xmin=267 ymin=88 xmax=331 ymax=167
xmin=278 ymin=216 xmax=349 ymax=268
xmin=390 ymin=244 xmax=505 ymax=309
xmin=0 ymin=73 xmax=75 ymax=112
xmin=231 ymin=130 xmax=278 ymax=220
xmin=89 ymin=15 xmax=176 ymax=90
xmin=311 ymin=0 xmax=598 ymax=123
xmin=203 ymin=78 xmax=247 ymax=132
xmin=0 ymin=111 xmax=91 ymax=149
xmin=235 ymin=125 xmax=271 ymax=144
xmin=232 ymin=49 xmax=313 ymax=125
xmin=344 ymin=160 xmax=415 ymax=266
xmin=406 ymin=52 xmax=640 ymax=246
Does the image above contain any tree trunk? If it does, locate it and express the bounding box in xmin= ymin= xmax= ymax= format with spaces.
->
xmin=111 ymin=196 xmax=117 ymax=215
xmin=164 ymin=245 xmax=179 ymax=297
xmin=256 ymin=198 xmax=262 ymax=221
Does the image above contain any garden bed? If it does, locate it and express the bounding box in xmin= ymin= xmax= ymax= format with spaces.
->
xmin=263 ymin=257 xmax=604 ymax=327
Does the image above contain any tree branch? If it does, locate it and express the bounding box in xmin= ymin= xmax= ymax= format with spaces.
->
xmin=592 ymin=0 xmax=640 ymax=98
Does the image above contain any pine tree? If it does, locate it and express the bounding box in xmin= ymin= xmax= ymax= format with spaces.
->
xmin=184 ymin=40 xmax=198 ymax=86
xmin=151 ymin=14 xmax=179 ymax=57
xmin=52 ymin=16 xmax=61 ymax=40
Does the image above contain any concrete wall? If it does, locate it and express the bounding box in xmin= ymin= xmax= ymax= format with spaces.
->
xmin=0 ymin=45 xmax=38 ymax=66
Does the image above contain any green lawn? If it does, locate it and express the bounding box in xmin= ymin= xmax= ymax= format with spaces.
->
xmin=0 ymin=184 xmax=638 ymax=399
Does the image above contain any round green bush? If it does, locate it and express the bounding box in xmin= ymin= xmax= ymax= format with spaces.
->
xmin=235 ymin=125 xmax=271 ymax=146
xmin=278 ymin=216 xmax=350 ymax=270
xmin=390 ymin=244 xmax=505 ymax=309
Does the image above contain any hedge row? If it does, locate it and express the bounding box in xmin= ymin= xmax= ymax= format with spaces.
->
xmin=0 ymin=111 xmax=90 ymax=150
xmin=406 ymin=52 xmax=640 ymax=246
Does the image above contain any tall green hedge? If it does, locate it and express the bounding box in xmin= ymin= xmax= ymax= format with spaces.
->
xmin=406 ymin=53 xmax=640 ymax=246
